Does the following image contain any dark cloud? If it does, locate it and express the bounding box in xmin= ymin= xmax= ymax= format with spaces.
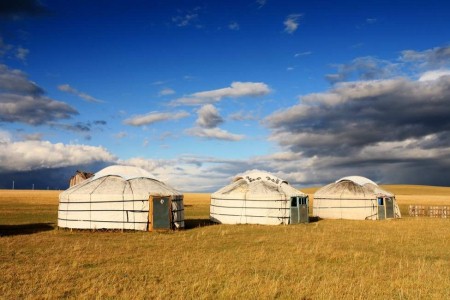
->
xmin=0 ymin=93 xmax=78 ymax=125
xmin=0 ymin=0 xmax=49 ymax=19
xmin=0 ymin=64 xmax=44 ymax=96
xmin=267 ymin=76 xmax=450 ymax=156
xmin=49 ymin=122 xmax=91 ymax=132
xmin=264 ymin=74 xmax=450 ymax=186
xmin=0 ymin=64 xmax=78 ymax=125
xmin=196 ymin=104 xmax=223 ymax=128
xmin=325 ymin=57 xmax=399 ymax=84
xmin=0 ymin=162 xmax=110 ymax=190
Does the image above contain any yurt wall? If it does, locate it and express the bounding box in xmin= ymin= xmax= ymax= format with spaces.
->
xmin=58 ymin=165 xmax=184 ymax=231
xmin=313 ymin=176 xmax=401 ymax=220
xmin=210 ymin=170 xmax=308 ymax=225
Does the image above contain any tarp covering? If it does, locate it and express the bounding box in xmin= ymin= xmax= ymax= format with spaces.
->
xmin=210 ymin=170 xmax=306 ymax=225
xmin=313 ymin=175 xmax=401 ymax=220
xmin=58 ymin=165 xmax=184 ymax=230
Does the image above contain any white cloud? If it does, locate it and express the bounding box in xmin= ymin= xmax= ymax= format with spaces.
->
xmin=0 ymin=129 xmax=12 ymax=143
xmin=124 ymin=111 xmax=189 ymax=126
xmin=284 ymin=14 xmax=302 ymax=34
xmin=418 ymin=69 xmax=450 ymax=81
xmin=171 ymin=81 xmax=271 ymax=106
xmin=294 ymin=51 xmax=312 ymax=57
xmin=186 ymin=127 xmax=244 ymax=141
xmin=158 ymin=88 xmax=176 ymax=96
xmin=58 ymin=84 xmax=104 ymax=103
xmin=0 ymin=138 xmax=116 ymax=172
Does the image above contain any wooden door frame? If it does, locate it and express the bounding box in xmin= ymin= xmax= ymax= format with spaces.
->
xmin=148 ymin=195 xmax=173 ymax=231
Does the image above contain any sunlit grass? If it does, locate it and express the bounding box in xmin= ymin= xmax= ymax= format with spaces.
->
xmin=1 ymin=187 xmax=449 ymax=299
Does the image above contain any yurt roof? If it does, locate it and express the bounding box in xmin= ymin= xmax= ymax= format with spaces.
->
xmin=233 ymin=169 xmax=288 ymax=186
xmin=92 ymin=165 xmax=155 ymax=180
xmin=60 ymin=165 xmax=180 ymax=199
xmin=315 ymin=176 xmax=393 ymax=199
xmin=336 ymin=176 xmax=377 ymax=186
xmin=212 ymin=169 xmax=304 ymax=199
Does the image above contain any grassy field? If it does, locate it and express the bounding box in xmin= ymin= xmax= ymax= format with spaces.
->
xmin=1 ymin=186 xmax=449 ymax=299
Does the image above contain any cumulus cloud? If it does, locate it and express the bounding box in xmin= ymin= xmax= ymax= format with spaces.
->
xmin=171 ymin=81 xmax=271 ymax=106
xmin=186 ymin=127 xmax=244 ymax=141
xmin=418 ymin=70 xmax=450 ymax=81
xmin=0 ymin=94 xmax=78 ymax=125
xmin=186 ymin=104 xmax=244 ymax=141
xmin=0 ymin=138 xmax=116 ymax=172
xmin=196 ymin=104 xmax=223 ymax=128
xmin=124 ymin=111 xmax=189 ymax=126
xmin=119 ymin=155 xmax=246 ymax=192
xmin=264 ymin=74 xmax=450 ymax=186
xmin=0 ymin=66 xmax=77 ymax=125
xmin=401 ymin=45 xmax=450 ymax=69
xmin=284 ymin=14 xmax=302 ymax=34
xmin=58 ymin=84 xmax=103 ymax=103
xmin=325 ymin=56 xmax=399 ymax=84
xmin=0 ymin=64 xmax=43 ymax=95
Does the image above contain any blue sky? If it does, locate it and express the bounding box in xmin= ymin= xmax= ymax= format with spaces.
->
xmin=1 ymin=0 xmax=450 ymax=191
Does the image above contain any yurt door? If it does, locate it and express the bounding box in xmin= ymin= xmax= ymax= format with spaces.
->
xmin=290 ymin=196 xmax=309 ymax=224
xmin=385 ymin=197 xmax=395 ymax=219
xmin=149 ymin=196 xmax=172 ymax=231
xmin=377 ymin=197 xmax=386 ymax=220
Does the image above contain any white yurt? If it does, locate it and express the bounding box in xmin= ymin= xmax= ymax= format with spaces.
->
xmin=58 ymin=165 xmax=184 ymax=231
xmin=210 ymin=170 xmax=309 ymax=225
xmin=313 ymin=176 xmax=401 ymax=220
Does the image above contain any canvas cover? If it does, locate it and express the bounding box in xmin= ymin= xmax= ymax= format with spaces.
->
xmin=313 ymin=176 xmax=401 ymax=220
xmin=58 ymin=165 xmax=184 ymax=230
xmin=210 ymin=170 xmax=306 ymax=225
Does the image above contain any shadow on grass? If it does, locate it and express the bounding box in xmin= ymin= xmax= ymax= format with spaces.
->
xmin=184 ymin=218 xmax=214 ymax=230
xmin=309 ymin=216 xmax=320 ymax=223
xmin=0 ymin=223 xmax=55 ymax=237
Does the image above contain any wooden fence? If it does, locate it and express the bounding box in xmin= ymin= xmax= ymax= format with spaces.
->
xmin=409 ymin=205 xmax=450 ymax=218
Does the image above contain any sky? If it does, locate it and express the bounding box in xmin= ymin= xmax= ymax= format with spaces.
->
xmin=1 ymin=0 xmax=450 ymax=191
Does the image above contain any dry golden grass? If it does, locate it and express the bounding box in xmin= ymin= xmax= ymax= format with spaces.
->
xmin=1 ymin=186 xmax=449 ymax=299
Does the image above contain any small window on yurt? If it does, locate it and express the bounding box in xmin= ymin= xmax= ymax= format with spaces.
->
xmin=299 ymin=197 xmax=307 ymax=205
xmin=378 ymin=198 xmax=384 ymax=205
xmin=291 ymin=197 xmax=298 ymax=207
